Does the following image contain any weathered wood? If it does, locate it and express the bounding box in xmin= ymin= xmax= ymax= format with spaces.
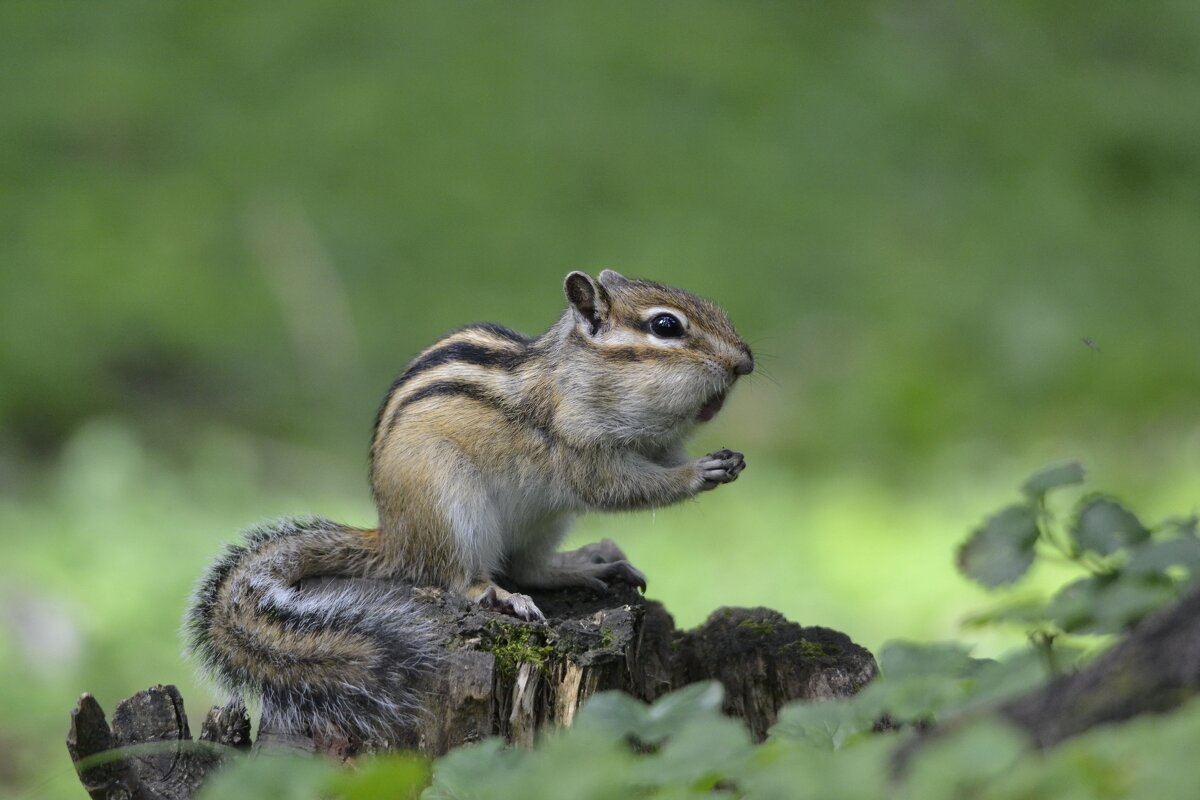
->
xmin=893 ymin=584 xmax=1200 ymax=775
xmin=672 ymin=607 xmax=878 ymax=740
xmin=1000 ymin=584 xmax=1200 ymax=748
xmin=68 ymin=553 xmax=879 ymax=797
xmin=67 ymin=686 xmax=249 ymax=800
xmin=67 ymin=693 xmax=131 ymax=800
xmin=199 ymin=700 xmax=252 ymax=751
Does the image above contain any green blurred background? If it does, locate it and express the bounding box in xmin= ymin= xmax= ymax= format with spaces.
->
xmin=3 ymin=2 xmax=1199 ymax=796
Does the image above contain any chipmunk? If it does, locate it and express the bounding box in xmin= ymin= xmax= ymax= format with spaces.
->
xmin=185 ymin=270 xmax=753 ymax=740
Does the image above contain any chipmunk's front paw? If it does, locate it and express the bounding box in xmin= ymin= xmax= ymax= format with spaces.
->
xmin=475 ymin=584 xmax=545 ymax=622
xmin=697 ymin=449 xmax=745 ymax=491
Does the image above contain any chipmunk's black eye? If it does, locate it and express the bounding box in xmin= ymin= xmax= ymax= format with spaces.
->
xmin=649 ymin=313 xmax=684 ymax=339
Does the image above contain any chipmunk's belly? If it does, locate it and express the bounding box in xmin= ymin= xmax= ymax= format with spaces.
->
xmin=488 ymin=472 xmax=575 ymax=549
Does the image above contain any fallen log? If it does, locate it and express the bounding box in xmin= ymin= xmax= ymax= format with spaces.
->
xmin=892 ymin=584 xmax=1200 ymax=774
xmin=999 ymin=584 xmax=1200 ymax=748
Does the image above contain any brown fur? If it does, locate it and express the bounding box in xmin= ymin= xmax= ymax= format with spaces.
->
xmin=366 ymin=270 xmax=753 ymax=602
xmin=187 ymin=271 xmax=752 ymax=737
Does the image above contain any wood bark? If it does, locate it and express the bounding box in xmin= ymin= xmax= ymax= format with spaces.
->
xmin=999 ymin=583 xmax=1200 ymax=748
xmin=893 ymin=584 xmax=1200 ymax=773
xmin=67 ymin=685 xmax=250 ymax=800
xmin=67 ymin=572 xmax=877 ymax=799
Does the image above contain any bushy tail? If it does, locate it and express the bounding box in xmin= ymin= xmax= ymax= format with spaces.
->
xmin=184 ymin=517 xmax=438 ymax=740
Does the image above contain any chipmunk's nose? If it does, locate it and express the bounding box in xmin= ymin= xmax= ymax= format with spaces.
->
xmin=733 ymin=350 xmax=755 ymax=377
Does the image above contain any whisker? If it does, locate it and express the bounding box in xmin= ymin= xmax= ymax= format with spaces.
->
xmin=748 ymin=369 xmax=781 ymax=388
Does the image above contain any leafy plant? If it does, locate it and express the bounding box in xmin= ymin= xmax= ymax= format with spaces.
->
xmin=957 ymin=462 xmax=1199 ymax=637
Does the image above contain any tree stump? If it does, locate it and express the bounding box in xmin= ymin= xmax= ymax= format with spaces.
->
xmin=67 ymin=559 xmax=878 ymax=799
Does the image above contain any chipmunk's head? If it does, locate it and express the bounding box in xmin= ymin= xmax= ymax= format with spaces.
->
xmin=559 ymin=270 xmax=753 ymax=445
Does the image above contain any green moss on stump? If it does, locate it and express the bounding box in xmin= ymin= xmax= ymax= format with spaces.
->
xmin=782 ymin=638 xmax=841 ymax=658
xmin=484 ymin=620 xmax=555 ymax=676
xmin=599 ymin=626 xmax=617 ymax=648
xmin=739 ymin=620 xmax=778 ymax=637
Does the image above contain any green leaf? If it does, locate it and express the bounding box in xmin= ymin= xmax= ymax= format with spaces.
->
xmin=1091 ymin=576 xmax=1177 ymax=633
xmin=956 ymin=650 xmax=1052 ymax=711
xmin=1047 ymin=573 xmax=1176 ymax=634
xmin=858 ymin=674 xmax=967 ymax=723
xmin=327 ymin=754 xmax=429 ymax=799
xmin=633 ymin=715 xmax=755 ymax=789
xmin=791 ymin=647 xmax=1057 ymax=734
xmin=574 ymin=682 xmax=725 ymax=745
xmin=880 ymin=641 xmax=979 ymax=679
xmin=959 ymin=595 xmax=1049 ymax=629
xmin=572 ymin=690 xmax=649 ymax=742
xmin=424 ymin=738 xmax=546 ymax=800
xmin=1072 ymin=496 xmax=1148 ymax=556
xmin=769 ymin=698 xmax=876 ymax=750
xmin=741 ymin=737 xmax=892 ymax=800
xmin=1021 ymin=461 xmax=1085 ymax=499
xmin=956 ymin=504 xmax=1039 ymax=588
xmin=646 ymin=680 xmax=725 ymax=722
xmin=900 ymin=719 xmax=1027 ymax=800
xmin=1044 ymin=576 xmax=1100 ymax=632
xmin=1126 ymin=537 xmax=1200 ymax=576
xmin=857 ymin=642 xmax=995 ymax=724
xmin=197 ymin=753 xmax=335 ymax=800
xmin=510 ymin=729 xmax=635 ymax=800
xmin=973 ymin=698 xmax=1200 ymax=798
xmin=1163 ymin=515 xmax=1199 ymax=538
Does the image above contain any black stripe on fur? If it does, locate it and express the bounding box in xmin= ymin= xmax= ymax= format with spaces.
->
xmin=401 ymin=339 xmax=526 ymax=385
xmin=463 ymin=322 xmax=530 ymax=346
xmin=184 ymin=517 xmax=440 ymax=740
xmin=391 ymin=379 xmax=504 ymax=418
xmin=368 ymin=324 xmax=531 ymax=479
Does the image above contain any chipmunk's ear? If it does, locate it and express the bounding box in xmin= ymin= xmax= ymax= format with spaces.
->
xmin=564 ymin=271 xmax=610 ymax=336
xmin=597 ymin=269 xmax=631 ymax=290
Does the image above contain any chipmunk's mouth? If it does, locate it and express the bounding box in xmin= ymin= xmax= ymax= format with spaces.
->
xmin=696 ymin=391 xmax=727 ymax=423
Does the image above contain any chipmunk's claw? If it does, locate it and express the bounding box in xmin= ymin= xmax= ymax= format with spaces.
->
xmin=476 ymin=584 xmax=545 ymax=622
xmin=698 ymin=449 xmax=745 ymax=490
